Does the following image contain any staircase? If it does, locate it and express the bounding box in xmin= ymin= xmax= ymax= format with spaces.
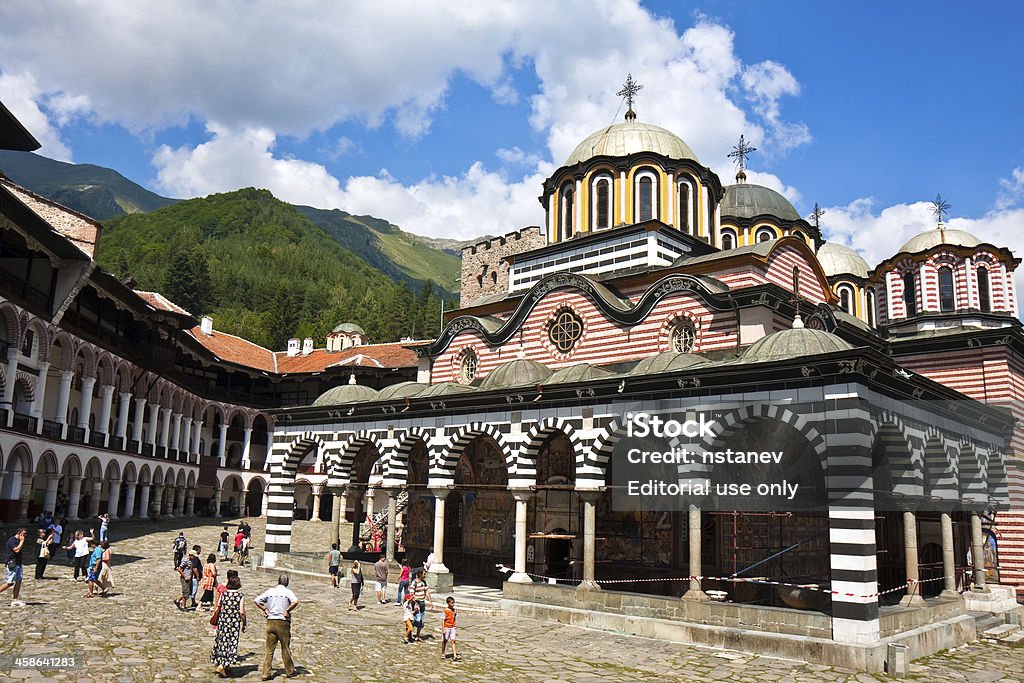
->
xmin=976 ymin=610 xmax=1024 ymax=647
xmin=359 ymin=489 xmax=409 ymax=543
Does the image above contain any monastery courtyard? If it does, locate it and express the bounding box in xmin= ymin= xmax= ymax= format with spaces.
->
xmin=0 ymin=520 xmax=1015 ymax=682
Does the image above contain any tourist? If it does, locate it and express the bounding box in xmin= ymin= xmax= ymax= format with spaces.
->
xmin=0 ymin=528 xmax=27 ymax=607
xmin=175 ymin=550 xmax=194 ymax=611
xmin=34 ymin=527 xmax=54 ymax=580
xmin=210 ymin=571 xmax=246 ymax=678
xmin=191 ymin=545 xmax=204 ymax=608
xmin=348 ymin=560 xmax=363 ymax=610
xmin=65 ymin=529 xmax=94 ymax=581
xmin=395 ymin=559 xmax=411 ymax=605
xmin=200 ymin=553 xmax=218 ymax=610
xmin=84 ymin=538 xmax=102 ymax=598
xmin=239 ymin=535 xmax=250 ymax=567
xmin=97 ymin=540 xmax=114 ymax=597
xmin=402 ymin=594 xmax=418 ymax=644
xmin=49 ymin=517 xmax=63 ymax=558
xmin=440 ymin=596 xmax=460 ymax=661
xmin=218 ymin=526 xmax=230 ymax=561
xmin=374 ymin=554 xmax=389 ymax=604
xmin=255 ymin=573 xmax=299 ymax=680
xmin=325 ymin=543 xmax=341 ymax=588
xmin=424 ymin=551 xmax=434 ymax=573
xmin=231 ymin=530 xmax=244 ymax=564
xmin=172 ymin=532 xmax=187 ymax=569
xmin=98 ymin=513 xmax=110 ymax=542
xmin=410 ymin=569 xmax=432 ymax=641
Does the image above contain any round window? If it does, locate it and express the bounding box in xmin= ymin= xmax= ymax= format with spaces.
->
xmin=670 ymin=319 xmax=696 ymax=353
xmin=548 ymin=309 xmax=584 ymax=353
xmin=459 ymin=349 xmax=478 ymax=384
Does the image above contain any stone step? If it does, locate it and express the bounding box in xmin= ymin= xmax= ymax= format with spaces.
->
xmin=981 ymin=623 xmax=1019 ymax=640
xmin=998 ymin=632 xmax=1024 ymax=648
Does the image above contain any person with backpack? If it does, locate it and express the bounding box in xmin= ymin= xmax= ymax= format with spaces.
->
xmin=172 ymin=532 xmax=187 ymax=569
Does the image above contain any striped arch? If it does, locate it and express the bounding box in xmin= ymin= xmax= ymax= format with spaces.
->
xmin=23 ymin=318 xmax=51 ymax=362
xmin=959 ymin=442 xmax=987 ymax=505
xmin=328 ymin=430 xmax=386 ymax=488
xmin=874 ymin=412 xmax=923 ymax=498
xmin=13 ymin=371 xmax=35 ymax=402
xmin=921 ymin=430 xmax=958 ymax=504
xmin=48 ymin=330 xmax=75 ymax=370
xmin=0 ymin=301 xmax=22 ymax=348
xmin=113 ymin=362 xmax=133 ymax=394
xmin=701 ymin=403 xmax=827 ymax=462
xmin=95 ymin=353 xmax=116 ymax=386
xmin=516 ymin=417 xmax=584 ymax=486
xmin=265 ymin=431 xmax=326 ymax=556
xmin=73 ymin=343 xmax=97 ymax=379
xmin=385 ymin=427 xmax=431 ymax=488
xmin=582 ymin=418 xmax=623 ymax=488
xmin=987 ymin=450 xmax=1010 ymax=510
xmin=436 ymin=422 xmax=512 ymax=484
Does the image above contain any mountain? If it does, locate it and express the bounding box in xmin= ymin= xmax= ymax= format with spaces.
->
xmin=295 ymin=206 xmax=461 ymax=293
xmin=0 ymin=150 xmax=176 ymax=219
xmin=98 ymin=188 xmax=448 ymax=349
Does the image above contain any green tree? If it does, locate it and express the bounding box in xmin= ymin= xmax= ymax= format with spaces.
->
xmin=163 ymin=246 xmax=211 ymax=315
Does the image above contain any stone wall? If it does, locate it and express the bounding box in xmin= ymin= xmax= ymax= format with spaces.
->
xmin=459 ymin=226 xmax=545 ymax=307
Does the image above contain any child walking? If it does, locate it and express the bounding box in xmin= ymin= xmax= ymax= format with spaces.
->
xmin=440 ymin=596 xmax=460 ymax=661
xmin=402 ymin=594 xmax=419 ymax=644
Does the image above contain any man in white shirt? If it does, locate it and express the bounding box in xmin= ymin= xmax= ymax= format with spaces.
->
xmin=255 ymin=574 xmax=299 ymax=680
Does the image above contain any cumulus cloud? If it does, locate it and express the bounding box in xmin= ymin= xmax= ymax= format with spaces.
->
xmin=0 ymin=71 xmax=81 ymax=160
xmin=996 ymin=167 xmax=1024 ymax=211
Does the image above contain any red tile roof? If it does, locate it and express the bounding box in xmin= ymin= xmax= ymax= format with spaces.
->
xmin=1 ymin=176 xmax=101 ymax=257
xmin=273 ymin=342 xmax=424 ymax=374
xmin=135 ymin=290 xmax=192 ymax=316
xmin=187 ymin=327 xmax=276 ymax=372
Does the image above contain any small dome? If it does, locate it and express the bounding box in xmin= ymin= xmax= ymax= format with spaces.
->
xmin=416 ymin=382 xmax=476 ymax=398
xmin=629 ymin=352 xmax=707 ymax=376
xmin=721 ymin=184 xmax=801 ymax=222
xmin=480 ymin=358 xmax=552 ymax=391
xmin=377 ymin=382 xmax=428 ymax=401
xmin=743 ymin=327 xmax=852 ymax=362
xmin=817 ymin=242 xmax=871 ymax=278
xmin=542 ymin=363 xmax=613 ymax=385
xmin=897 ymin=226 xmax=981 ymax=254
xmin=312 ymin=382 xmax=379 ymax=406
xmin=564 ymin=121 xmax=699 ymax=167
xmin=331 ymin=322 xmax=365 ymax=335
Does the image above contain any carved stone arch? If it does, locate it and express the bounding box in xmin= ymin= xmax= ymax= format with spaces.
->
xmin=138 ymin=464 xmax=151 ymax=485
xmin=95 ymin=353 xmax=116 ymax=386
xmin=83 ymin=457 xmax=103 ymax=481
xmin=517 ymin=417 xmax=584 ymax=487
xmin=959 ymin=441 xmax=987 ymax=503
xmin=0 ymin=301 xmax=22 ymax=349
xmin=152 ymin=466 xmax=165 ymax=486
xmin=104 ymin=459 xmax=121 ymax=482
xmin=122 ymin=462 xmax=138 ymax=484
xmin=921 ymin=432 xmax=958 ymax=505
xmin=584 ymin=418 xmax=623 ymax=488
xmin=22 ymin=317 xmax=51 ymax=362
xmin=74 ymin=343 xmax=98 ymax=379
xmin=175 ymin=469 xmax=187 ymax=488
xmin=987 ymin=450 xmax=1010 ymax=510
xmin=5 ymin=442 xmax=33 ymax=474
xmin=385 ymin=427 xmax=431 ymax=487
xmin=873 ymin=411 xmax=923 ymax=499
xmin=329 ymin=431 xmax=386 ymax=487
xmin=186 ymin=470 xmax=197 ymax=487
xmin=439 ymin=422 xmax=512 ymax=485
xmin=265 ymin=431 xmax=326 ymax=556
xmin=36 ymin=450 xmax=59 ymax=476
xmin=48 ymin=330 xmax=75 ymax=371
xmin=13 ymin=370 xmax=34 ymax=406
xmin=226 ymin=406 xmax=251 ymax=429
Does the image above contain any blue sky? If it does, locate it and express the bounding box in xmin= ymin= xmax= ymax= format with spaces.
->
xmin=0 ymin=1 xmax=1022 ymax=271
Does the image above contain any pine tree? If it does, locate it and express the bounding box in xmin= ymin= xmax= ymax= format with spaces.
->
xmin=163 ymin=247 xmax=211 ymax=315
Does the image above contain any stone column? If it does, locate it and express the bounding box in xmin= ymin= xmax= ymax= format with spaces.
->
xmin=386 ymin=489 xmax=398 ymax=564
xmin=971 ymin=511 xmax=987 ymax=592
xmin=159 ymin=408 xmax=172 ymax=449
xmin=191 ymin=420 xmax=203 ymax=455
xmin=173 ymin=487 xmax=184 ymax=516
xmin=261 ymin=491 xmax=269 ymax=516
xmin=900 ymin=508 xmax=924 ymax=606
xmin=241 ymin=488 xmax=249 ymax=516
xmin=106 ymin=478 xmax=121 ymax=520
xmin=31 ymin=361 xmax=49 ymax=434
xmin=683 ymin=503 xmax=708 ymax=601
xmin=42 ymin=475 xmax=59 ymax=515
xmin=365 ymin=488 xmax=376 ymax=524
xmin=331 ymin=487 xmax=342 ymax=547
xmin=149 ymin=485 xmax=163 ymax=517
xmin=577 ymin=491 xmax=601 ymax=591
xmin=184 ymin=489 xmax=194 ymax=517
xmin=96 ymin=384 xmax=115 ymax=444
xmin=241 ymin=427 xmax=253 ymax=468
xmin=312 ymin=490 xmax=322 ymax=522
xmin=66 ymin=476 xmax=82 ymax=519
xmin=181 ymin=418 xmax=193 ymax=459
xmin=429 ymin=488 xmax=450 ymax=575
xmin=123 ymin=482 xmax=137 ymax=519
xmin=940 ymin=511 xmax=957 ymax=596
xmin=115 ymin=392 xmax=132 ymax=445
xmin=509 ymin=489 xmax=533 ymax=584
xmin=218 ymin=423 xmax=228 ymax=466
xmin=78 ymin=376 xmax=97 ymax=436
xmin=2 ymin=345 xmax=18 ymax=426
xmin=137 ymin=483 xmax=150 ymax=519
xmin=168 ymin=411 xmax=181 ymax=451
xmin=54 ymin=370 xmax=74 ymax=436
xmin=17 ymin=481 xmax=32 ymax=520
xmin=214 ymin=488 xmax=223 ymax=518
xmin=146 ymin=404 xmax=160 ymax=447
xmin=88 ymin=479 xmax=102 ymax=517
xmin=131 ymin=398 xmax=146 ymax=449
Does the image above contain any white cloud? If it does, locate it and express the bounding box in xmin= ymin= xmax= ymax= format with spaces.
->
xmin=996 ymin=167 xmax=1024 ymax=211
xmin=0 ymin=71 xmax=79 ymax=160
xmin=741 ymin=61 xmax=811 ymax=153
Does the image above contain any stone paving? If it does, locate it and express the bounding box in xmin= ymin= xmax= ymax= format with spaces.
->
xmin=0 ymin=517 xmax=1021 ymax=681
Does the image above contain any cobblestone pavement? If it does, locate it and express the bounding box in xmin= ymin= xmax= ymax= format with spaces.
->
xmin=0 ymin=518 xmax=1021 ymax=681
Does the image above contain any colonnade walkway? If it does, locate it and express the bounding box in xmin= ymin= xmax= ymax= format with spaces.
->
xmin=0 ymin=517 xmax=1018 ymax=681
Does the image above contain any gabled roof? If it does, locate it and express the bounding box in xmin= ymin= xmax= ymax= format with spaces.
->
xmin=187 ymin=327 xmax=276 ymax=372
xmin=0 ymin=101 xmax=40 ymax=152
xmin=135 ymin=290 xmax=191 ymax=316
xmin=0 ymin=175 xmax=99 ymax=260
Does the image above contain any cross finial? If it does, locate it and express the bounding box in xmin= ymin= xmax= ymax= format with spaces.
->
xmin=727 ymin=134 xmax=757 ymax=183
xmin=617 ymin=74 xmax=643 ymax=121
xmin=810 ymin=203 xmax=825 ymax=230
xmin=931 ymin=194 xmax=950 ymax=225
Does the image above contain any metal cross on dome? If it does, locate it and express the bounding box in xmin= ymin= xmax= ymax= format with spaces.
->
xmin=617 ymin=74 xmax=643 ymax=113
xmin=810 ymin=203 xmax=825 ymax=229
xmin=727 ymin=134 xmax=757 ymax=173
xmin=932 ymin=194 xmax=950 ymax=223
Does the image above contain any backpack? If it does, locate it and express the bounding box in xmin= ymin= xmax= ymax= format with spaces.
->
xmin=173 ymin=537 xmax=186 ymax=552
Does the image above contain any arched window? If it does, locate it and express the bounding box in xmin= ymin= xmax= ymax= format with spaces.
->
xmin=638 ymin=176 xmax=654 ymax=221
xmin=902 ymin=271 xmax=917 ymax=317
xmin=670 ymin=319 xmax=696 ymax=352
xmin=977 ymin=266 xmax=991 ymax=311
xmin=866 ymin=289 xmax=877 ymax=327
xmin=938 ymin=266 xmax=955 ymax=311
xmin=559 ymin=185 xmax=575 ymax=241
xmin=592 ymin=176 xmax=612 ymax=231
xmin=677 ymin=180 xmax=692 ymax=233
xmin=720 ymin=229 xmax=736 ymax=250
xmin=838 ymin=286 xmax=853 ymax=314
xmin=459 ymin=349 xmax=478 ymax=384
xmin=756 ymin=227 xmax=775 ymax=243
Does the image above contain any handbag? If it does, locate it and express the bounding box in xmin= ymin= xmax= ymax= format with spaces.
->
xmin=40 ymin=545 xmax=50 ymax=559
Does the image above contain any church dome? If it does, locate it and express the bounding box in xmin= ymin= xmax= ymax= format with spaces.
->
xmin=629 ymin=352 xmax=706 ymax=376
xmin=742 ymin=323 xmax=852 ymax=362
xmin=416 ymin=382 xmax=475 ymax=397
xmin=543 ymin=363 xmax=613 ymax=385
xmin=897 ymin=226 xmax=981 ymax=254
xmin=564 ymin=121 xmax=700 ymax=167
xmin=480 ymin=358 xmax=552 ymax=390
xmin=721 ymin=184 xmax=801 ymax=222
xmin=377 ymin=382 xmax=428 ymax=401
xmin=312 ymin=382 xmax=379 ymax=406
xmin=331 ymin=322 xmax=365 ymax=335
xmin=817 ymin=242 xmax=871 ymax=278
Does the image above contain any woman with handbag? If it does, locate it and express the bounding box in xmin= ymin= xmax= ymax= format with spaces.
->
xmin=210 ymin=570 xmax=246 ymax=678
xmin=348 ymin=560 xmax=363 ymax=611
xmin=34 ymin=528 xmax=54 ymax=579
